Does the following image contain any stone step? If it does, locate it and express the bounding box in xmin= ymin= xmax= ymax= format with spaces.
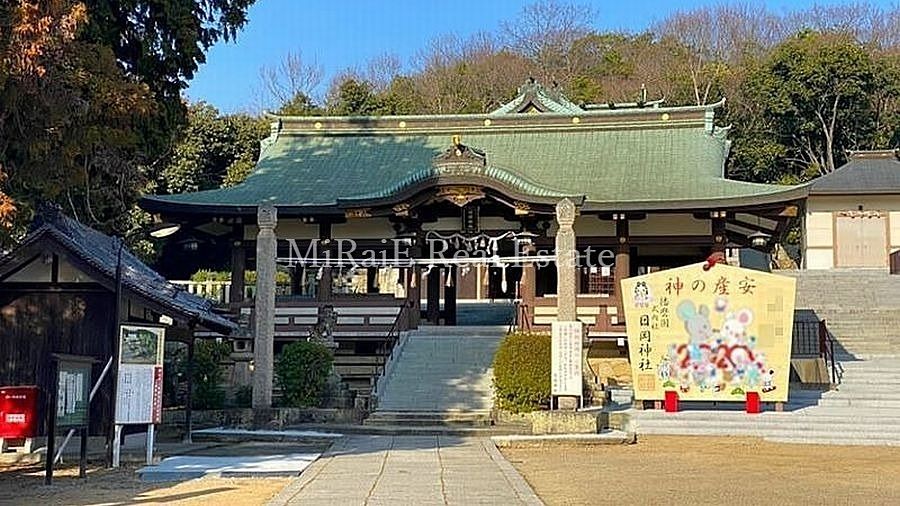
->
xmin=635 ymin=425 xmax=900 ymax=443
xmin=635 ymin=411 xmax=900 ymax=424
xmin=766 ymin=436 xmax=900 ymax=446
xmin=633 ymin=420 xmax=900 ymax=436
xmin=816 ymin=397 xmax=900 ymax=408
xmin=365 ymin=411 xmax=493 ymax=427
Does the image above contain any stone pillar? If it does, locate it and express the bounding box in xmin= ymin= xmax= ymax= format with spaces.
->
xmin=252 ymin=204 xmax=277 ymax=409
xmin=555 ymin=198 xmax=578 ymax=321
xmin=614 ymin=215 xmax=630 ymax=318
xmin=555 ymin=198 xmax=583 ymax=410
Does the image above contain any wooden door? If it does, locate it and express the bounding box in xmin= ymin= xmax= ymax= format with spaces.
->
xmin=835 ymin=213 xmax=887 ymax=267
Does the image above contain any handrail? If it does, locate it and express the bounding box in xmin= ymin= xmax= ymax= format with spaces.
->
xmin=372 ymin=301 xmax=410 ymax=395
xmin=818 ymin=319 xmax=841 ymax=386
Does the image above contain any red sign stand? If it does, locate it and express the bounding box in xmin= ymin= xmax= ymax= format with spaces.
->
xmin=746 ymin=392 xmax=761 ymax=414
xmin=664 ymin=390 xmax=679 ymax=412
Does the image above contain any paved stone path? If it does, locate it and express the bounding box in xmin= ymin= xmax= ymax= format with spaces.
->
xmin=268 ymin=435 xmax=543 ymax=506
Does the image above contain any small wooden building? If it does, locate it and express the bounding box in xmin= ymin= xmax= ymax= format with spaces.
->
xmin=804 ymin=149 xmax=900 ymax=269
xmin=0 ymin=210 xmax=236 ymax=435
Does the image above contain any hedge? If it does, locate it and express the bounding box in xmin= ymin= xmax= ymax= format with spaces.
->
xmin=492 ymin=331 xmax=551 ymax=413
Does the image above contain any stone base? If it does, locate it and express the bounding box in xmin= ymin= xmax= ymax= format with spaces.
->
xmin=556 ymin=396 xmax=580 ymax=411
xmin=162 ymin=407 xmax=366 ymax=431
xmin=530 ymin=411 xmax=598 ymax=435
xmin=597 ymin=411 xmax=632 ymax=432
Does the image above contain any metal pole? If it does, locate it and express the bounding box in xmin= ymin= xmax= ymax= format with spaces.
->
xmin=79 ymin=426 xmax=87 ymax=478
xmin=146 ymin=423 xmax=154 ymax=465
xmin=45 ymin=360 xmax=58 ymax=486
xmin=106 ymin=239 xmax=124 ymax=468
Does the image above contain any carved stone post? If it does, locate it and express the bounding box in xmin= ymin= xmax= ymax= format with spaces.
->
xmin=253 ymin=204 xmax=277 ymax=408
xmin=614 ymin=215 xmax=630 ymax=319
xmin=555 ymin=198 xmax=584 ymax=409
xmin=555 ymin=198 xmax=578 ymax=321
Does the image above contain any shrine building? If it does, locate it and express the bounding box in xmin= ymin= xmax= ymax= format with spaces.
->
xmin=140 ymin=82 xmax=808 ymax=404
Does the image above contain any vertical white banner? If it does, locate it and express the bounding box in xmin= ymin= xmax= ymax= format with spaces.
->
xmin=551 ymin=321 xmax=583 ymax=397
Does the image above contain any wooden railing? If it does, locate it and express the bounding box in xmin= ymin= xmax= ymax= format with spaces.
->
xmin=170 ymin=280 xmax=289 ymax=305
xmin=531 ymin=295 xmax=623 ymax=338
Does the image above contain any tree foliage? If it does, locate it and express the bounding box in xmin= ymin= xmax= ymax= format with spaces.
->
xmin=0 ymin=0 xmax=255 ymax=247
xmin=158 ymin=103 xmax=268 ymax=194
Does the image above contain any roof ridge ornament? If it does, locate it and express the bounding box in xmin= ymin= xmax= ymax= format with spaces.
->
xmin=433 ymin=136 xmax=487 ymax=174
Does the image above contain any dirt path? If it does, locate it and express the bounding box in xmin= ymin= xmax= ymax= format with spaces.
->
xmin=0 ymin=463 xmax=290 ymax=506
xmin=502 ymin=435 xmax=900 ymax=505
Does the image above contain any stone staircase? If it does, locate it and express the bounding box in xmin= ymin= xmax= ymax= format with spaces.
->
xmin=782 ymin=269 xmax=900 ymax=359
xmin=629 ymin=357 xmax=900 ymax=446
xmin=366 ymin=326 xmax=519 ymax=434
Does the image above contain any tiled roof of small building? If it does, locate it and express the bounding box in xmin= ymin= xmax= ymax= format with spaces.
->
xmin=809 ymin=149 xmax=900 ymax=195
xmin=1 ymin=211 xmax=237 ymax=334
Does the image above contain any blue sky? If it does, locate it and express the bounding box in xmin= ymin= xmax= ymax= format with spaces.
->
xmin=186 ymin=0 xmax=887 ymax=112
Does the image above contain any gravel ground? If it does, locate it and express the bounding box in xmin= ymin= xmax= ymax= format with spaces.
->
xmin=502 ymin=435 xmax=900 ymax=506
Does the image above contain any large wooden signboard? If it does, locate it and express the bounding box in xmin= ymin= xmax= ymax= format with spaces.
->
xmin=621 ymin=262 xmax=796 ymax=403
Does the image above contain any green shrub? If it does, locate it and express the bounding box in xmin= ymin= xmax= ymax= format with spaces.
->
xmin=492 ymin=332 xmax=551 ymax=413
xmin=275 ymin=340 xmax=334 ymax=407
xmin=233 ymin=384 xmax=252 ymax=408
xmin=192 ymin=340 xmax=232 ymax=409
xmin=190 ymin=269 xmax=291 ymax=284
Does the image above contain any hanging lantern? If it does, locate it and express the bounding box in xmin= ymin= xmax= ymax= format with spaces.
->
xmin=501 ymin=264 xmax=508 ymax=293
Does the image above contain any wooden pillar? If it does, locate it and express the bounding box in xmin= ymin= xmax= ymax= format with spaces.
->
xmin=407 ymin=266 xmax=421 ymax=329
xmin=426 ymin=267 xmax=441 ymax=324
xmin=614 ymin=215 xmax=630 ymax=317
xmin=444 ymin=266 xmax=457 ymax=325
xmin=711 ymin=211 xmax=727 ymax=255
xmin=318 ymin=268 xmax=332 ymax=301
xmin=318 ymin=223 xmax=333 ymax=301
xmin=229 ymin=238 xmax=246 ymax=304
xmin=366 ymin=267 xmax=378 ymax=294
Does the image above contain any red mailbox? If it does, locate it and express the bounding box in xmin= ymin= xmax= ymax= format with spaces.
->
xmin=0 ymin=386 xmax=40 ymax=438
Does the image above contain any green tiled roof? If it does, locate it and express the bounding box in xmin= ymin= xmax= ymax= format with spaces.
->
xmin=143 ymin=119 xmax=805 ymax=214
